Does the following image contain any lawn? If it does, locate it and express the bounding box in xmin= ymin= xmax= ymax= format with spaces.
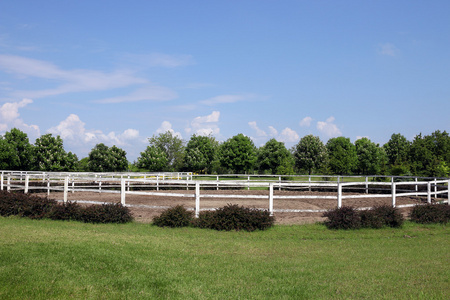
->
xmin=0 ymin=217 xmax=448 ymax=299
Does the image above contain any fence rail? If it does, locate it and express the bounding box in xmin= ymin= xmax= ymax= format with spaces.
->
xmin=1 ymin=171 xmax=448 ymax=217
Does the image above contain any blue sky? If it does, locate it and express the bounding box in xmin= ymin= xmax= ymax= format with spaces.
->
xmin=0 ymin=0 xmax=449 ymax=161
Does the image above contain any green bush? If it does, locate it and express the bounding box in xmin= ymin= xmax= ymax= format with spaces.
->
xmin=410 ymin=204 xmax=450 ymax=224
xmin=48 ymin=201 xmax=82 ymax=221
xmin=193 ymin=204 xmax=275 ymax=232
xmin=322 ymin=206 xmax=362 ymax=230
xmin=371 ymin=205 xmax=404 ymax=228
xmin=359 ymin=209 xmax=384 ymax=229
xmin=152 ymin=205 xmax=194 ymax=228
xmin=80 ymin=203 xmax=133 ymax=224
xmin=0 ymin=191 xmax=56 ymax=219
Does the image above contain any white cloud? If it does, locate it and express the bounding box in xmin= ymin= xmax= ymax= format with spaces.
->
xmin=279 ymin=127 xmax=300 ymax=143
xmin=378 ymin=43 xmax=399 ymax=56
xmin=0 ymin=54 xmax=148 ymax=99
xmin=268 ymin=126 xmax=278 ymax=136
xmin=200 ymin=94 xmax=254 ymax=106
xmin=48 ymin=114 xmax=140 ymax=146
xmin=186 ymin=111 xmax=220 ymax=136
xmin=156 ymin=121 xmax=183 ymax=138
xmin=0 ymin=98 xmax=40 ymax=139
xmin=95 ymin=85 xmax=178 ymax=103
xmin=300 ymin=116 xmax=313 ymax=127
xmin=317 ymin=116 xmax=342 ymax=137
xmin=248 ymin=121 xmax=267 ymax=137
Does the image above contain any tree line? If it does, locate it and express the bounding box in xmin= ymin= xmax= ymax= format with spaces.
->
xmin=1 ymin=128 xmax=449 ymax=177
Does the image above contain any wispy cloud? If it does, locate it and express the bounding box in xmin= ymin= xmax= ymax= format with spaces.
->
xmin=200 ymin=94 xmax=254 ymax=106
xmin=378 ymin=43 xmax=399 ymax=56
xmin=122 ymin=53 xmax=195 ymax=68
xmin=248 ymin=121 xmax=267 ymax=137
xmin=0 ymin=54 xmax=147 ymax=99
xmin=94 ymin=85 xmax=178 ymax=103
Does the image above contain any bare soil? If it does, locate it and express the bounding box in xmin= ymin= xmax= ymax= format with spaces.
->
xmin=37 ymin=188 xmax=431 ymax=225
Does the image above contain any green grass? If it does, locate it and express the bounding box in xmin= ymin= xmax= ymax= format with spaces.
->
xmin=0 ymin=217 xmax=449 ymax=299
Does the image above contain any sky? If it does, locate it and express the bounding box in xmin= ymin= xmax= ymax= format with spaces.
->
xmin=0 ymin=0 xmax=449 ymax=161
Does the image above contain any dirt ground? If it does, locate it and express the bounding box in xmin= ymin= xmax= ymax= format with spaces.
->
xmin=36 ymin=188 xmax=432 ymax=225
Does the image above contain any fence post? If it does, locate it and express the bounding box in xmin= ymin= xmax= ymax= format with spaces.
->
xmin=195 ymin=182 xmax=200 ymax=218
xmin=127 ymin=175 xmax=130 ymax=192
xmin=365 ymin=176 xmax=369 ymax=194
xmin=1 ymin=173 xmax=3 ymax=191
xmin=427 ymin=181 xmax=431 ymax=204
xmin=64 ymin=176 xmax=69 ymax=204
xmin=434 ymin=178 xmax=437 ymax=199
xmin=24 ymin=175 xmax=29 ymax=194
xmin=337 ymin=182 xmax=342 ymax=208
xmin=391 ymin=181 xmax=396 ymax=207
xmin=247 ymin=176 xmax=250 ymax=191
xmin=415 ymin=177 xmax=418 ymax=197
xmin=308 ymin=176 xmax=311 ymax=192
xmin=99 ymin=175 xmax=102 ymax=193
xmin=269 ymin=183 xmax=274 ymax=216
xmin=279 ymin=176 xmax=282 ymax=191
xmin=216 ymin=175 xmax=219 ymax=190
xmin=47 ymin=177 xmax=50 ymax=196
xmin=7 ymin=175 xmax=10 ymax=192
xmin=121 ymin=178 xmax=126 ymax=205
xmin=157 ymin=175 xmax=159 ymax=191
xmin=447 ymin=179 xmax=450 ymax=205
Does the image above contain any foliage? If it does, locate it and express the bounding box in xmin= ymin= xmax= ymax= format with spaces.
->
xmin=326 ymin=137 xmax=358 ymax=175
xmin=2 ymin=128 xmax=34 ymax=170
xmin=322 ymin=206 xmax=362 ymax=230
xmin=192 ymin=204 xmax=275 ymax=231
xmin=355 ymin=138 xmax=386 ymax=175
xmin=257 ymin=138 xmax=294 ymax=174
xmin=0 ymin=191 xmax=56 ymax=219
xmin=219 ymin=133 xmax=257 ymax=174
xmin=409 ymin=203 xmax=450 ymax=224
xmin=135 ymin=145 xmax=168 ymax=172
xmin=371 ymin=205 xmax=404 ymax=228
xmin=148 ymin=131 xmax=185 ymax=171
xmin=152 ymin=205 xmax=194 ymax=227
xmin=80 ymin=203 xmax=133 ymax=224
xmin=33 ymin=134 xmax=78 ymax=171
xmin=87 ymin=143 xmax=128 ymax=172
xmin=383 ymin=133 xmax=410 ymax=166
xmin=0 ymin=138 xmax=18 ymax=170
xmin=293 ymin=134 xmax=327 ymax=175
xmin=48 ymin=201 xmax=82 ymax=221
xmin=183 ymin=134 xmax=219 ymax=173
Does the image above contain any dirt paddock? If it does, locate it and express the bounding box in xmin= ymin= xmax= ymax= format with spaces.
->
xmin=36 ymin=189 xmax=433 ymax=225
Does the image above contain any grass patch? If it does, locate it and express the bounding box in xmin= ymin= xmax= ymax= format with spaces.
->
xmin=0 ymin=217 xmax=448 ymax=299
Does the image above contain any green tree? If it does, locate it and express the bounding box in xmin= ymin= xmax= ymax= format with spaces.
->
xmin=0 ymin=138 xmax=17 ymax=170
xmin=87 ymin=143 xmax=128 ymax=172
xmin=326 ymin=137 xmax=357 ymax=175
xmin=383 ymin=133 xmax=410 ymax=167
xmin=257 ymin=138 xmax=294 ymax=174
xmin=293 ymin=134 xmax=327 ymax=175
xmin=219 ymin=133 xmax=257 ymax=174
xmin=184 ymin=134 xmax=219 ymax=173
xmin=148 ymin=131 xmax=185 ymax=171
xmin=3 ymin=128 xmax=34 ymax=170
xmin=33 ymin=134 xmax=78 ymax=171
xmin=135 ymin=146 xmax=168 ymax=172
xmin=355 ymin=138 xmax=386 ymax=175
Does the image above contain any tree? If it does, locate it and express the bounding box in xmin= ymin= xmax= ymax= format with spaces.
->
xmin=326 ymin=137 xmax=357 ymax=175
xmin=3 ymin=128 xmax=34 ymax=170
xmin=257 ymin=138 xmax=294 ymax=174
xmin=383 ymin=133 xmax=410 ymax=166
xmin=87 ymin=143 xmax=128 ymax=172
xmin=135 ymin=146 xmax=168 ymax=172
xmin=355 ymin=138 xmax=386 ymax=175
xmin=293 ymin=134 xmax=327 ymax=175
xmin=148 ymin=131 xmax=185 ymax=171
xmin=33 ymin=134 xmax=78 ymax=171
xmin=0 ymin=138 xmax=17 ymax=170
xmin=219 ymin=133 xmax=257 ymax=174
xmin=184 ymin=134 xmax=219 ymax=173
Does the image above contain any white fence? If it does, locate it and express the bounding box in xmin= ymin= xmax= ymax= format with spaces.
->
xmin=1 ymin=171 xmax=449 ymax=217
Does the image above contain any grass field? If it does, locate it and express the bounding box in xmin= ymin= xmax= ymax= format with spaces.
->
xmin=0 ymin=217 xmax=448 ymax=299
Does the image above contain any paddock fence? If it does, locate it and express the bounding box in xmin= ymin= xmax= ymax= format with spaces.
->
xmin=1 ymin=171 xmax=449 ymax=217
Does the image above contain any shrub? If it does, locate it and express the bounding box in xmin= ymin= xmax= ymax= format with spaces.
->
xmin=410 ymin=204 xmax=450 ymax=224
xmin=193 ymin=204 xmax=275 ymax=232
xmin=322 ymin=206 xmax=361 ymax=230
xmin=48 ymin=201 xmax=82 ymax=221
xmin=0 ymin=191 xmax=56 ymax=219
xmin=153 ymin=205 xmax=194 ymax=228
xmin=359 ymin=209 xmax=384 ymax=229
xmin=80 ymin=203 xmax=133 ymax=224
xmin=372 ymin=205 xmax=404 ymax=228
